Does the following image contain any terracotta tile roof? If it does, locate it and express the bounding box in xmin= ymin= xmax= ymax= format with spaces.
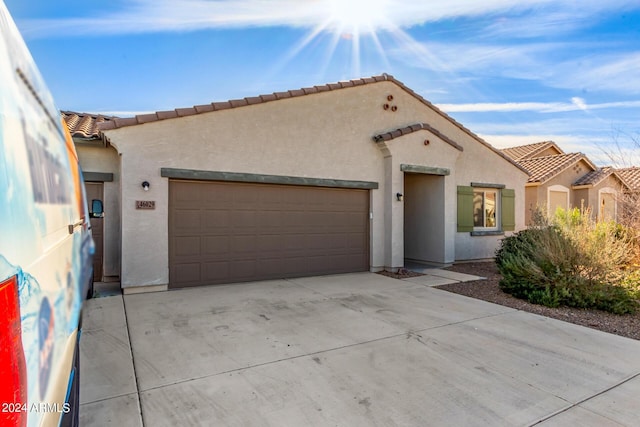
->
xmin=97 ymin=75 xmax=390 ymax=132
xmin=62 ymin=111 xmax=117 ymax=139
xmin=61 ymin=74 xmax=525 ymax=173
xmin=572 ymin=166 xmax=615 ymax=186
xmin=373 ymin=123 xmax=463 ymax=151
xmin=517 ymin=153 xmax=595 ymax=184
xmin=617 ymin=167 xmax=640 ymax=191
xmin=501 ymin=141 xmax=564 ymax=161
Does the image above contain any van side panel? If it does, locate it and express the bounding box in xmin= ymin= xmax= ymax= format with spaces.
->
xmin=0 ymin=3 xmax=93 ymax=426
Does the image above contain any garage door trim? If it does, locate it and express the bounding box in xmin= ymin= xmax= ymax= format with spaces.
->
xmin=161 ymin=167 xmax=378 ymax=189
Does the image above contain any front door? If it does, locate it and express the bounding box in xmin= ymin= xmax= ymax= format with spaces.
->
xmin=85 ymin=182 xmax=103 ymax=282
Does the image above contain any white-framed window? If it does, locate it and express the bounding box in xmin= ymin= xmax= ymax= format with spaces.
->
xmin=598 ymin=187 xmax=617 ymax=221
xmin=473 ymin=188 xmax=499 ymax=230
xmin=547 ymin=185 xmax=570 ymax=216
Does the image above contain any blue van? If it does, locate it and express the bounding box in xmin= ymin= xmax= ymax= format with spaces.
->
xmin=0 ymin=2 xmax=94 ymax=426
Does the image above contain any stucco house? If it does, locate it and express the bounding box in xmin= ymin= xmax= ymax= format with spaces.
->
xmin=617 ymin=167 xmax=640 ymax=193
xmin=64 ymin=74 xmax=528 ymax=293
xmin=501 ymin=141 xmax=629 ymax=224
xmin=617 ymin=167 xmax=640 ymax=223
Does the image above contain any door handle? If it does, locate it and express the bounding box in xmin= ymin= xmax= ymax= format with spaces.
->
xmin=68 ymin=220 xmax=84 ymax=234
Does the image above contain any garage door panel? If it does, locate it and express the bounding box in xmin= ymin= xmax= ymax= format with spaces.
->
xmin=347 ymin=211 xmax=367 ymax=226
xmin=261 ymin=211 xmax=282 ymax=228
xmin=202 ymin=184 xmax=232 ymax=205
xmin=171 ymin=182 xmax=201 ymax=205
xmin=231 ymin=235 xmax=260 ymax=254
xmin=203 ymin=261 xmax=231 ymax=282
xmin=202 ymin=210 xmax=231 ymax=230
xmin=169 ymin=180 xmax=369 ymax=288
xmin=232 ymin=210 xmax=259 ymax=228
xmin=173 ymin=236 xmax=201 ymax=257
xmin=307 ymin=233 xmax=342 ymax=250
xmin=172 ymin=262 xmax=201 ymax=284
xmin=202 ymin=236 xmax=230 ymax=256
xmin=254 ymin=235 xmax=281 ymax=252
xmin=173 ymin=209 xmax=201 ymax=232
xmin=347 ymin=233 xmax=368 ymax=250
xmin=228 ymin=260 xmax=258 ymax=280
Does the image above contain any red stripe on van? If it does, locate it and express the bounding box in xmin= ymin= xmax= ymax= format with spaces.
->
xmin=0 ymin=275 xmax=28 ymax=427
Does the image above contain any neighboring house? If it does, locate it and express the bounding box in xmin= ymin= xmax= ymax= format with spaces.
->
xmin=64 ymin=74 xmax=528 ymax=293
xmin=501 ymin=140 xmax=564 ymax=161
xmin=502 ymin=142 xmax=629 ymax=224
xmin=616 ymin=167 xmax=640 ymax=223
xmin=572 ymin=166 xmax=629 ymax=222
xmin=617 ymin=167 xmax=640 ymax=193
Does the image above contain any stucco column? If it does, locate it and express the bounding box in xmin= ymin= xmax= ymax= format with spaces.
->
xmin=383 ymin=155 xmax=405 ymax=270
xmin=443 ymin=170 xmax=457 ymax=264
xmin=111 ymin=138 xmax=170 ymax=290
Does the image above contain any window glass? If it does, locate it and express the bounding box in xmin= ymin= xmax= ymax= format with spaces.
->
xmin=473 ymin=189 xmax=498 ymax=229
xmin=473 ymin=192 xmax=484 ymax=227
xmin=486 ymin=192 xmax=496 ymax=227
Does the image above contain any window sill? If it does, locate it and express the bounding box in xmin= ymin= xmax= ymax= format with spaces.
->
xmin=470 ymin=230 xmax=504 ymax=236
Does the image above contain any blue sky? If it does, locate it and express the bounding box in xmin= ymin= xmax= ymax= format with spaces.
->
xmin=5 ymin=0 xmax=640 ymax=165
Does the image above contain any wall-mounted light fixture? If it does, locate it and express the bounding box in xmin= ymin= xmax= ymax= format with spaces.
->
xmin=396 ymin=192 xmax=404 ymax=202
xmin=142 ymin=181 xmax=150 ymax=191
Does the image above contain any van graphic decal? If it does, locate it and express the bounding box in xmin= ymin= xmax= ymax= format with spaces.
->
xmin=38 ymin=297 xmax=54 ymax=400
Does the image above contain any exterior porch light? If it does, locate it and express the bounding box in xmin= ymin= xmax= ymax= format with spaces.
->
xmin=396 ymin=192 xmax=403 ymax=202
xmin=142 ymin=181 xmax=150 ymax=191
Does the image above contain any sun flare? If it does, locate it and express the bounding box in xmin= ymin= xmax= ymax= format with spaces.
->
xmin=326 ymin=0 xmax=391 ymax=36
xmin=269 ymin=0 xmax=428 ymax=81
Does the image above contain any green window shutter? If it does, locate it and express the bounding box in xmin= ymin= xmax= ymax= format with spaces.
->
xmin=457 ymin=186 xmax=474 ymax=232
xmin=501 ymin=188 xmax=516 ymax=231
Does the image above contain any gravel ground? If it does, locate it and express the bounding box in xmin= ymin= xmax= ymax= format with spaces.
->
xmin=437 ymin=261 xmax=640 ymax=341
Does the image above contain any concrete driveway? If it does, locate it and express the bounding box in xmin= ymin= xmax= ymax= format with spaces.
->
xmin=79 ymin=272 xmax=640 ymax=426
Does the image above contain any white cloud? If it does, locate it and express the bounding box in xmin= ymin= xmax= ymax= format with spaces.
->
xmin=549 ymin=53 xmax=640 ymax=94
xmin=15 ymin=0 xmax=640 ymax=38
xmin=437 ymin=99 xmax=640 ymax=113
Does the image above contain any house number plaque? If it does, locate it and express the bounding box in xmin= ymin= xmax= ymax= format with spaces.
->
xmin=136 ymin=200 xmax=156 ymax=210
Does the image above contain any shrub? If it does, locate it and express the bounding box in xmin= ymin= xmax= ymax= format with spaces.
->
xmin=495 ymin=207 xmax=639 ymax=314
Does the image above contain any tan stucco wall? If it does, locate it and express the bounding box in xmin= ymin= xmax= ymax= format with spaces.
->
xmin=573 ymin=188 xmax=590 ymax=212
xmin=76 ymin=144 xmax=121 ymax=278
xmin=524 ymin=159 xmax=594 ymax=223
xmin=537 ymin=146 xmax=562 ymax=158
xmin=451 ymin=134 xmax=527 ymax=261
xmin=524 ymin=186 xmax=538 ymax=225
xmin=573 ymin=175 xmax=624 ymax=220
xmin=104 ymin=80 xmax=527 ymax=288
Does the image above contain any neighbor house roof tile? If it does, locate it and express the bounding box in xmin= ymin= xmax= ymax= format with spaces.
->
xmin=501 ymin=141 xmax=564 ymax=161
xmin=617 ymin=167 xmax=640 ymax=191
xmin=517 ymin=153 xmax=594 ymax=184
xmin=572 ymin=167 xmax=614 ymax=186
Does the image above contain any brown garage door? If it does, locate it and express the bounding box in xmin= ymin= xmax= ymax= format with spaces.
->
xmin=169 ymin=180 xmax=369 ymax=288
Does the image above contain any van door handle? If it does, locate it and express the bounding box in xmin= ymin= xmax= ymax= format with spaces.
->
xmin=68 ymin=220 xmax=84 ymax=234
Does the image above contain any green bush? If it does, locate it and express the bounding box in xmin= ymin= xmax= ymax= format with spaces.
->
xmin=495 ymin=207 xmax=639 ymax=314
